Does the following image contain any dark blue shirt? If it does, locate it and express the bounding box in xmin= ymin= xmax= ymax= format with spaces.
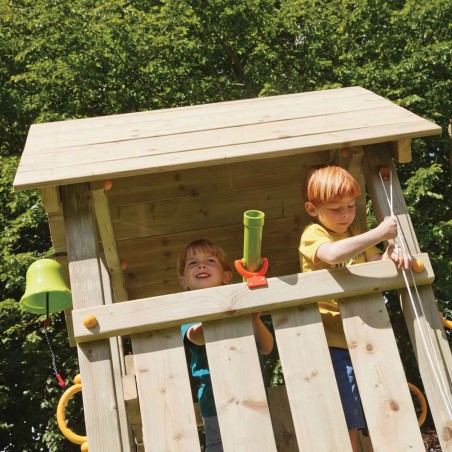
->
xmin=181 ymin=323 xmax=216 ymax=417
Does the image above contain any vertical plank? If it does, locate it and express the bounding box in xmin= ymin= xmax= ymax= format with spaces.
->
xmin=203 ymin=316 xmax=277 ymax=452
xmin=340 ymin=294 xmax=424 ymax=450
xmin=99 ymin=257 xmax=135 ymax=450
xmin=61 ymin=183 xmax=122 ymax=451
xmin=132 ymin=328 xmax=200 ymax=451
xmin=272 ymin=305 xmax=352 ymax=451
xmin=363 ymin=145 xmax=452 ymax=451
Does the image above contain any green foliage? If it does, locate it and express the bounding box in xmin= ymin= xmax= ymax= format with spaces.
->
xmin=404 ymin=163 xmax=451 ymax=311
xmin=0 ymin=300 xmax=81 ymax=451
xmin=0 ymin=0 xmax=451 ymax=448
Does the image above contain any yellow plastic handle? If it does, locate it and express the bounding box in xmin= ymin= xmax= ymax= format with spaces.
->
xmin=440 ymin=312 xmax=452 ymax=330
xmin=56 ymin=374 xmax=88 ymax=450
xmin=408 ymin=383 xmax=427 ymax=427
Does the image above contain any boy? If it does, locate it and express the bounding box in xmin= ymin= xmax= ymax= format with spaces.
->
xmin=299 ymin=165 xmax=412 ymax=452
xmin=178 ymin=239 xmax=274 ymax=452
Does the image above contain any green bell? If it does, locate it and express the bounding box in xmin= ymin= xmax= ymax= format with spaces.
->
xmin=20 ymin=259 xmax=72 ymax=314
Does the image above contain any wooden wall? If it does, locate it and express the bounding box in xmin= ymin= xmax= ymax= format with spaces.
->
xmin=47 ymin=148 xmax=371 ymax=300
xmin=112 ymin=151 xmax=332 ymax=299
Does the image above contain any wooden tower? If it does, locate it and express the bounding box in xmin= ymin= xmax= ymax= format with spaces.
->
xmin=14 ymin=87 xmax=452 ymax=451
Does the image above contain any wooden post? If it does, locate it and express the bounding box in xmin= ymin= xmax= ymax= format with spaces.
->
xmin=363 ymin=144 xmax=452 ymax=451
xmin=61 ymin=184 xmax=123 ymax=451
xmin=99 ymin=256 xmax=135 ymax=451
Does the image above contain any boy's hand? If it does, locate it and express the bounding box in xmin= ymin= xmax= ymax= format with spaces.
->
xmin=375 ymin=218 xmax=398 ymax=241
xmin=383 ymin=244 xmax=414 ymax=270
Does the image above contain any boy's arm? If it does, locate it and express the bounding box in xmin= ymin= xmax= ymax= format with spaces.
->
xmin=316 ymin=218 xmax=398 ymax=265
xmin=186 ymin=323 xmax=205 ymax=346
xmin=251 ymin=313 xmax=274 ymax=355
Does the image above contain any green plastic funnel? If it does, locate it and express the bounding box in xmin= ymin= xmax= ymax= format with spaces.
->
xmin=242 ymin=210 xmax=265 ymax=273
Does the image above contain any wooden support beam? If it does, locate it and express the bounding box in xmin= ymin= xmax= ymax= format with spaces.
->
xmin=99 ymin=257 xmax=134 ymax=450
xmin=363 ymin=144 xmax=452 ymax=451
xmin=123 ymin=375 xmax=143 ymax=446
xmin=389 ymin=138 xmax=412 ymax=163
xmin=90 ymin=181 xmax=128 ymax=303
xmin=363 ymin=143 xmax=419 ymax=252
xmin=39 ymin=186 xmax=76 ymax=346
xmin=72 ymin=254 xmax=434 ymax=343
xmin=61 ymin=183 xmax=123 ymax=452
xmin=402 ymin=286 xmax=452 ymax=450
xmin=40 ymin=186 xmax=62 ymax=214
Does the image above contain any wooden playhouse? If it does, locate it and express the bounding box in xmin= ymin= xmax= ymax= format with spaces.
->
xmin=13 ymin=87 xmax=452 ymax=451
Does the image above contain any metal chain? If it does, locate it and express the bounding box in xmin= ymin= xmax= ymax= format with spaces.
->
xmin=43 ymin=325 xmax=59 ymax=377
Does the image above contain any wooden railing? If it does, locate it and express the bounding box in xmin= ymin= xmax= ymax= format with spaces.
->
xmin=71 ymin=254 xmax=444 ymax=451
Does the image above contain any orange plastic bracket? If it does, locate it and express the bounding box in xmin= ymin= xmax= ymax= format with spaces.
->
xmin=234 ymin=258 xmax=269 ymax=288
xmin=378 ymin=165 xmax=391 ymax=181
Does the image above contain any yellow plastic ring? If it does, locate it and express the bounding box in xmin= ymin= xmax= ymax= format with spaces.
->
xmin=408 ymin=383 xmax=427 ymax=427
xmin=56 ymin=375 xmax=87 ymax=446
xmin=440 ymin=312 xmax=452 ymax=330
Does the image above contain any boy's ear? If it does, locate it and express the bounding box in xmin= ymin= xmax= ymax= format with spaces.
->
xmin=178 ymin=276 xmax=188 ymax=290
xmin=305 ymin=201 xmax=318 ymax=218
xmin=222 ymin=270 xmax=233 ymax=285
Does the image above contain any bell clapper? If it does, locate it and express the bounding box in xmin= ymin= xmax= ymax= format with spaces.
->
xmin=42 ymin=292 xmax=66 ymax=388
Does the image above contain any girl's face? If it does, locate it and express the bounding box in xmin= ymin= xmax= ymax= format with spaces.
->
xmin=179 ymin=249 xmax=231 ymax=291
xmin=306 ymin=196 xmax=357 ymax=233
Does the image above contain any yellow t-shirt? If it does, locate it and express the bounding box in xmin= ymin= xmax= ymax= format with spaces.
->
xmin=299 ymin=222 xmax=382 ymax=349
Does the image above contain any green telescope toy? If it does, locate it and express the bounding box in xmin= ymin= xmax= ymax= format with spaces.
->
xmin=242 ymin=210 xmax=265 ymax=273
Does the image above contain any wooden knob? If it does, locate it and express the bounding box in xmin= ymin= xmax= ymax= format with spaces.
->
xmin=83 ymin=314 xmax=97 ymax=329
xmin=103 ymin=179 xmax=113 ymax=191
xmin=378 ymin=166 xmax=391 ymax=181
xmin=120 ymin=260 xmax=128 ymax=270
xmin=340 ymin=148 xmax=349 ymax=158
xmin=411 ymin=259 xmax=424 ymax=273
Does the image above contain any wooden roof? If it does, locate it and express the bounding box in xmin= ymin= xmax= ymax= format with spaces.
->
xmin=13 ymin=86 xmax=441 ymax=191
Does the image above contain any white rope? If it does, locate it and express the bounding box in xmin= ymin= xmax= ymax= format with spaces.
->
xmin=379 ymin=171 xmax=452 ymax=418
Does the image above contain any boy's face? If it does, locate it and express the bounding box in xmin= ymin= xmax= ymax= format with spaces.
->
xmin=179 ymin=249 xmax=232 ymax=291
xmin=305 ymin=196 xmax=357 ymax=233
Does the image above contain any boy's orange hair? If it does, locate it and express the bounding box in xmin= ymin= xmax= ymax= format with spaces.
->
xmin=303 ymin=165 xmax=361 ymax=205
xmin=177 ymin=239 xmax=232 ymax=277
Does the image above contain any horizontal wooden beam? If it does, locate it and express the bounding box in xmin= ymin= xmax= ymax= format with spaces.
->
xmin=72 ymin=253 xmax=433 ymax=343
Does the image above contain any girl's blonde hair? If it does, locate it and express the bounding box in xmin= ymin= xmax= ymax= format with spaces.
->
xmin=177 ymin=239 xmax=231 ymax=277
xmin=303 ymin=165 xmax=361 ymax=205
